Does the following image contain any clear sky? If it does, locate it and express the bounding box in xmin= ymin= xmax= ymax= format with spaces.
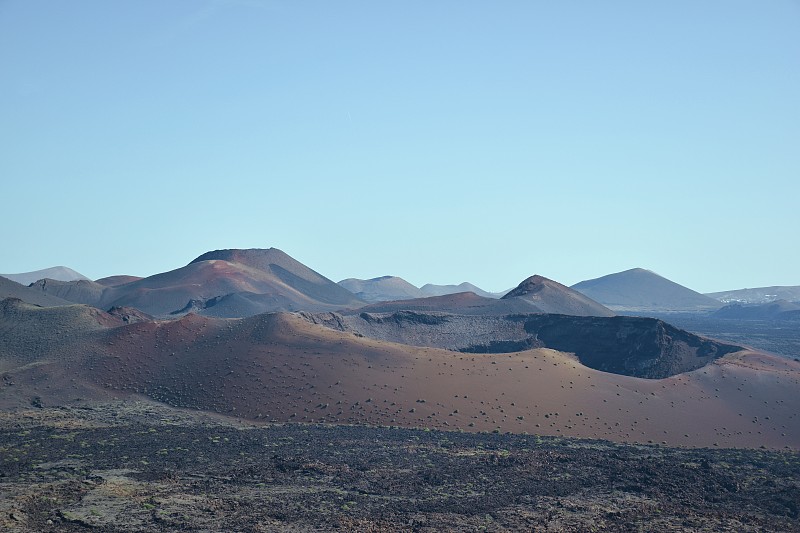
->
xmin=1 ymin=1 xmax=798 ymax=293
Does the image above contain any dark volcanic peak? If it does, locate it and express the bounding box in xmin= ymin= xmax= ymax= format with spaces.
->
xmin=502 ymin=275 xmax=615 ymax=317
xmin=572 ymin=268 xmax=722 ymax=312
xmin=189 ymin=248 xmax=361 ymax=307
xmin=338 ymin=276 xmax=423 ymax=303
xmin=190 ymin=248 xmax=304 ymax=275
xmin=503 ymin=275 xmax=555 ymax=298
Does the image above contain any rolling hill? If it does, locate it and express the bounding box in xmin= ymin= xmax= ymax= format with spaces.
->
xmin=1 ymin=297 xmax=797 ymax=450
xmin=572 ymin=268 xmax=722 ymax=313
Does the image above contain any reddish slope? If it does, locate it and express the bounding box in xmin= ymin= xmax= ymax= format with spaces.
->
xmin=190 ymin=248 xmax=361 ymax=307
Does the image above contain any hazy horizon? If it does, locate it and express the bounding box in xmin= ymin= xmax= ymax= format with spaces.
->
xmin=2 ymin=1 xmax=798 ymax=294
xmin=1 ymin=250 xmax=793 ymax=296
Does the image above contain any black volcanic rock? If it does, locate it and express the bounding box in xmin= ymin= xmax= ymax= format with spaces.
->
xmin=502 ymin=275 xmax=614 ymax=317
xmin=519 ymin=314 xmax=741 ymax=378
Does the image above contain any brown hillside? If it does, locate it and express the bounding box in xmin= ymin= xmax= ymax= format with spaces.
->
xmin=0 ymin=301 xmax=797 ymax=450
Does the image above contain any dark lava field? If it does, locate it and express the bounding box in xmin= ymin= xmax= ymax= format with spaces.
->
xmin=1 ymin=403 xmax=798 ymax=532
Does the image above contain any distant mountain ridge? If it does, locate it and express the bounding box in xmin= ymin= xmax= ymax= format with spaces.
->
xmin=0 ymin=266 xmax=88 ymax=286
xmin=572 ymin=268 xmax=722 ymax=312
xmin=344 ymin=291 xmax=538 ymax=316
xmin=707 ymin=286 xmax=800 ymax=305
xmin=23 ymin=256 xmax=800 ymax=320
xmin=347 ymin=275 xmax=613 ymax=317
xmin=15 ymin=255 xmax=613 ymax=319
xmin=338 ymin=277 xmax=502 ymax=302
xmin=713 ymin=300 xmax=800 ymax=320
xmin=338 ymin=276 xmax=424 ymax=303
xmin=420 ymin=282 xmax=503 ymax=299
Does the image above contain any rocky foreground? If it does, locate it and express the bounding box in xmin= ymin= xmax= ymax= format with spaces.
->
xmin=0 ymin=403 xmax=798 ymax=532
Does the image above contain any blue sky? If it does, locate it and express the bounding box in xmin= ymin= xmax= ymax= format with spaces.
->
xmin=1 ymin=1 xmax=798 ymax=293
